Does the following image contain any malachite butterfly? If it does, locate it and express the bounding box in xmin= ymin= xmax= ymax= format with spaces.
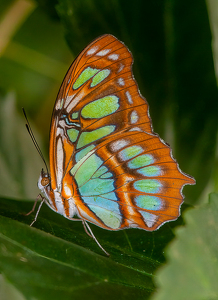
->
xmin=37 ymin=34 xmax=195 ymax=255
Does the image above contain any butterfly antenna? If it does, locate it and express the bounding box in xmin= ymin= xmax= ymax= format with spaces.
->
xmin=22 ymin=108 xmax=49 ymax=175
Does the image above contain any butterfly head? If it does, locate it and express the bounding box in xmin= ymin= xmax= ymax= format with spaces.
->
xmin=37 ymin=169 xmax=51 ymax=197
xmin=37 ymin=169 xmax=57 ymax=213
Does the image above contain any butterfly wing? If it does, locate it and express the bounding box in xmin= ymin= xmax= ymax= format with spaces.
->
xmin=49 ymin=34 xmax=195 ymax=230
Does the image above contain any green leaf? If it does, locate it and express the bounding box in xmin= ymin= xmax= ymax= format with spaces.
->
xmin=0 ymin=196 xmax=188 ymax=300
xmin=151 ymin=193 xmax=218 ymax=300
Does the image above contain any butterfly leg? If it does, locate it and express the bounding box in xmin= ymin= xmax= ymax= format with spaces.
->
xmin=24 ymin=194 xmax=41 ymax=216
xmin=82 ymin=220 xmax=93 ymax=238
xmin=28 ymin=194 xmax=45 ymax=226
xmin=82 ymin=220 xmax=110 ymax=256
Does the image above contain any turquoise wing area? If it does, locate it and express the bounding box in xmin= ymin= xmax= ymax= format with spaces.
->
xmin=71 ymin=146 xmax=122 ymax=229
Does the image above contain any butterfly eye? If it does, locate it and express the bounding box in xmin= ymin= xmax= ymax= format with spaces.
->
xmin=41 ymin=177 xmax=50 ymax=187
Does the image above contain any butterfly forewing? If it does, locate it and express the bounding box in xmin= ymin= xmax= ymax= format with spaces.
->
xmin=47 ymin=34 xmax=195 ymax=231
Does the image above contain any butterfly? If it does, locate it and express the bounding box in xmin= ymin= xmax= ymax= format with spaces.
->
xmin=36 ymin=34 xmax=195 ymax=255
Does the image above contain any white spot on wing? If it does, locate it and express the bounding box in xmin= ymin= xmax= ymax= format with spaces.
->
xmin=56 ymin=126 xmax=64 ymax=136
xmin=129 ymin=127 xmax=142 ymax=132
xmin=96 ymin=49 xmax=110 ymax=56
xmin=130 ymin=110 xmax=139 ymax=124
xmin=110 ymin=139 xmax=129 ymax=152
xmin=126 ymin=91 xmax=133 ymax=104
xmin=55 ymin=99 xmax=61 ymax=110
xmin=118 ymin=63 xmax=124 ymax=73
xmin=65 ymin=90 xmax=86 ymax=113
xmin=55 ymin=98 xmax=64 ymax=110
xmin=64 ymin=95 xmax=73 ymax=108
xmin=108 ymin=54 xmax=119 ymax=60
xmin=63 ymin=185 xmax=72 ymax=198
xmin=87 ymin=46 xmax=98 ymax=55
xmin=56 ymin=137 xmax=64 ymax=189
xmin=118 ymin=78 xmax=125 ymax=86
xmin=67 ymin=76 xmax=71 ymax=84
xmin=141 ymin=212 xmax=158 ymax=228
xmin=127 ymin=220 xmax=140 ymax=228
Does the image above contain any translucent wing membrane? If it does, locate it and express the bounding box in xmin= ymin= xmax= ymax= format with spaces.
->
xmin=43 ymin=34 xmax=195 ymax=236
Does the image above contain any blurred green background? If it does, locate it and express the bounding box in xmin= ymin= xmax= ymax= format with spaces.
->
xmin=0 ymin=0 xmax=218 ymax=299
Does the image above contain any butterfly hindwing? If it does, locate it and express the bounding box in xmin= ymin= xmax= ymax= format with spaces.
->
xmin=68 ymin=130 xmax=193 ymax=231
